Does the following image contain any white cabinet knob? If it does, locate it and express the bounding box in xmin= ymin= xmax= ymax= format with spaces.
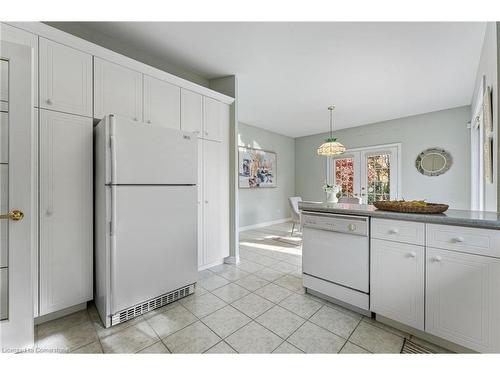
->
xmin=407 ymin=252 xmax=416 ymax=258
xmin=453 ymin=236 xmax=465 ymax=243
xmin=348 ymin=224 xmax=356 ymax=231
xmin=46 ymin=98 xmax=53 ymax=105
xmin=432 ymin=256 xmax=442 ymax=262
xmin=388 ymin=228 xmax=399 ymax=234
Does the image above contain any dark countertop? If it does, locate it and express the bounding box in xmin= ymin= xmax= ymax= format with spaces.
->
xmin=298 ymin=201 xmax=500 ymax=230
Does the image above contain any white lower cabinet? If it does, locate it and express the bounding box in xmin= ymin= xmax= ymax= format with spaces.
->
xmin=39 ymin=110 xmax=93 ymax=315
xmin=370 ymin=239 xmax=424 ymax=330
xmin=426 ymin=247 xmax=500 ymax=353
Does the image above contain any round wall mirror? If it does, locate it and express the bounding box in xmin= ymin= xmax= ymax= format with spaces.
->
xmin=415 ymin=148 xmax=452 ymax=176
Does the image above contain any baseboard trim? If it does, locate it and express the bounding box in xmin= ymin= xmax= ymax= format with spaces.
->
xmin=239 ymin=217 xmax=292 ymax=232
xmin=35 ymin=302 xmax=88 ymax=325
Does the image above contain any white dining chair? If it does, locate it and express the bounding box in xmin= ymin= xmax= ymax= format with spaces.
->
xmin=338 ymin=196 xmax=362 ymax=204
xmin=288 ymin=196 xmax=303 ymax=235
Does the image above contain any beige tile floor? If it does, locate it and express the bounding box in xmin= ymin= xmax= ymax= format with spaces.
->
xmin=34 ymin=222 xmax=451 ymax=354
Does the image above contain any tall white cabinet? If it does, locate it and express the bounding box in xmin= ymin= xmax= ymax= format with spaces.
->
xmin=39 ymin=110 xmax=93 ymax=315
xmin=181 ymin=90 xmax=230 ymax=269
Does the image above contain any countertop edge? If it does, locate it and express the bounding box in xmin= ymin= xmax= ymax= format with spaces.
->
xmin=298 ymin=203 xmax=500 ymax=230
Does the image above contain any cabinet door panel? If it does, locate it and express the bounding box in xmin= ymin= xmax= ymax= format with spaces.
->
xmin=197 ymin=139 xmax=203 ymax=268
xmin=203 ymin=96 xmax=221 ymax=141
xmin=180 ymin=89 xmax=202 ymax=136
xmin=143 ymin=75 xmax=180 ymax=129
xmin=39 ymin=38 xmax=92 ymax=116
xmin=94 ymin=57 xmax=142 ymax=121
xmin=426 ymin=247 xmax=500 ymax=352
xmin=39 ymin=110 xmax=93 ymax=315
xmin=370 ymin=239 xmax=424 ymax=330
xmin=202 ymin=140 xmax=229 ymax=265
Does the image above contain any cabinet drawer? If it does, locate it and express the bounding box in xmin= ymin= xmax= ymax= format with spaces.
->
xmin=371 ymin=218 xmax=424 ymax=245
xmin=426 ymin=224 xmax=500 ymax=258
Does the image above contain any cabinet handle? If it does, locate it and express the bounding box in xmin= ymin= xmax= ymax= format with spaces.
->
xmin=46 ymin=98 xmax=52 ymax=105
xmin=453 ymin=236 xmax=464 ymax=243
xmin=348 ymin=224 xmax=356 ymax=231
xmin=388 ymin=228 xmax=399 ymax=234
xmin=46 ymin=208 xmax=53 ymax=216
xmin=147 ymin=120 xmax=151 ymax=124
xmin=204 ymin=200 xmax=209 ymax=204
xmin=432 ymin=256 xmax=442 ymax=262
xmin=204 ymin=131 xmax=209 ymax=135
xmin=407 ymin=252 xmax=416 ymax=258
xmin=133 ymin=117 xmax=138 ymax=121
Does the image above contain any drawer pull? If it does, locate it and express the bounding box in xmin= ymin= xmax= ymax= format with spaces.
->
xmin=348 ymin=224 xmax=356 ymax=231
xmin=453 ymin=236 xmax=465 ymax=243
xmin=388 ymin=228 xmax=399 ymax=234
xmin=431 ymin=256 xmax=442 ymax=262
xmin=46 ymin=98 xmax=53 ymax=105
xmin=407 ymin=252 xmax=416 ymax=258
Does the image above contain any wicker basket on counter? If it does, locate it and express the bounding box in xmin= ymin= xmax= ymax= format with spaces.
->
xmin=373 ymin=201 xmax=449 ymax=214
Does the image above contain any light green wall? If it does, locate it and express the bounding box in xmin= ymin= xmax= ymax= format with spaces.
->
xmin=238 ymin=123 xmax=295 ymax=227
xmin=472 ymin=22 xmax=498 ymax=211
xmin=295 ymin=106 xmax=471 ymax=210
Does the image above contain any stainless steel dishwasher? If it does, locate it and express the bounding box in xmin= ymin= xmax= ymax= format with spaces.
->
xmin=302 ymin=211 xmax=370 ymax=312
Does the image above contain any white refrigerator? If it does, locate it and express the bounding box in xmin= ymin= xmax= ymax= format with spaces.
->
xmin=94 ymin=115 xmax=198 ymax=327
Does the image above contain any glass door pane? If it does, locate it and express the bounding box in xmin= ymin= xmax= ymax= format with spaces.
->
xmin=335 ymin=157 xmax=355 ymax=196
xmin=366 ymin=154 xmax=391 ymax=204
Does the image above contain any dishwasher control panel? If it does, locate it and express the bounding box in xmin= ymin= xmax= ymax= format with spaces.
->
xmin=302 ymin=212 xmax=369 ymax=236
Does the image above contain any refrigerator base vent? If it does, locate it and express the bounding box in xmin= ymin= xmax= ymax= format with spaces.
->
xmin=110 ymin=284 xmax=195 ymax=326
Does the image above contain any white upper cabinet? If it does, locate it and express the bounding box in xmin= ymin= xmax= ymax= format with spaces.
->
xmin=426 ymin=247 xmax=500 ymax=353
xmin=203 ymin=96 xmax=222 ymax=142
xmin=143 ymin=75 xmax=181 ymax=129
xmin=39 ymin=38 xmax=92 ymax=117
xmin=0 ymin=23 xmax=38 ymax=106
xmin=0 ymin=59 xmax=8 ymax=103
xmin=370 ymin=239 xmax=424 ymax=330
xmin=180 ymin=89 xmax=202 ymax=136
xmin=94 ymin=57 xmax=142 ymax=122
xmin=39 ymin=110 xmax=93 ymax=315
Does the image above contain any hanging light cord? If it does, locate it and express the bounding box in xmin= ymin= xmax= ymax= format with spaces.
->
xmin=327 ymin=105 xmax=336 ymax=142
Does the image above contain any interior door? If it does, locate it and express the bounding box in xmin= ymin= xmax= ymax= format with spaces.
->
xmin=0 ymin=41 xmax=33 ymax=351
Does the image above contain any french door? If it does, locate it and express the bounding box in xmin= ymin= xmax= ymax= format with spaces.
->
xmin=0 ymin=41 xmax=34 ymax=351
xmin=329 ymin=144 xmax=401 ymax=204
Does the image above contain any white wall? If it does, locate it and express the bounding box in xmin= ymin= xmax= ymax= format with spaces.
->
xmin=295 ymin=106 xmax=471 ymax=210
xmin=238 ymin=123 xmax=295 ymax=227
xmin=471 ymin=22 xmax=499 ymax=211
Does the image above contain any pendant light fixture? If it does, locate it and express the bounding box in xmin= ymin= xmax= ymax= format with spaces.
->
xmin=317 ymin=105 xmax=346 ymax=156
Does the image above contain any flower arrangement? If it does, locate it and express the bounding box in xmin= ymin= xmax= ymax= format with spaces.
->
xmin=322 ymin=181 xmax=342 ymax=203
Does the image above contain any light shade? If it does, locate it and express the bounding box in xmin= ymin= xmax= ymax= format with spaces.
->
xmin=317 ymin=140 xmax=346 ymax=156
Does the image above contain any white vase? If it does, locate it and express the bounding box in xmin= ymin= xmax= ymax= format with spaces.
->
xmin=327 ymin=191 xmax=338 ymax=203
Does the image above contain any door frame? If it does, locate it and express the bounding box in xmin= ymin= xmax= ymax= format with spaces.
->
xmin=0 ymin=41 xmax=34 ymax=351
xmin=327 ymin=143 xmax=402 ymax=203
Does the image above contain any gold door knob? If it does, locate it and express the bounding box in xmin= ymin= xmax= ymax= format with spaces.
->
xmin=0 ymin=210 xmax=24 ymax=221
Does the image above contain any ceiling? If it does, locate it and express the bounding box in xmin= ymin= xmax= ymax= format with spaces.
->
xmin=50 ymin=22 xmax=486 ymax=137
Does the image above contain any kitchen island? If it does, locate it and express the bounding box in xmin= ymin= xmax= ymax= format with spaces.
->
xmin=298 ymin=201 xmax=500 ymax=353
